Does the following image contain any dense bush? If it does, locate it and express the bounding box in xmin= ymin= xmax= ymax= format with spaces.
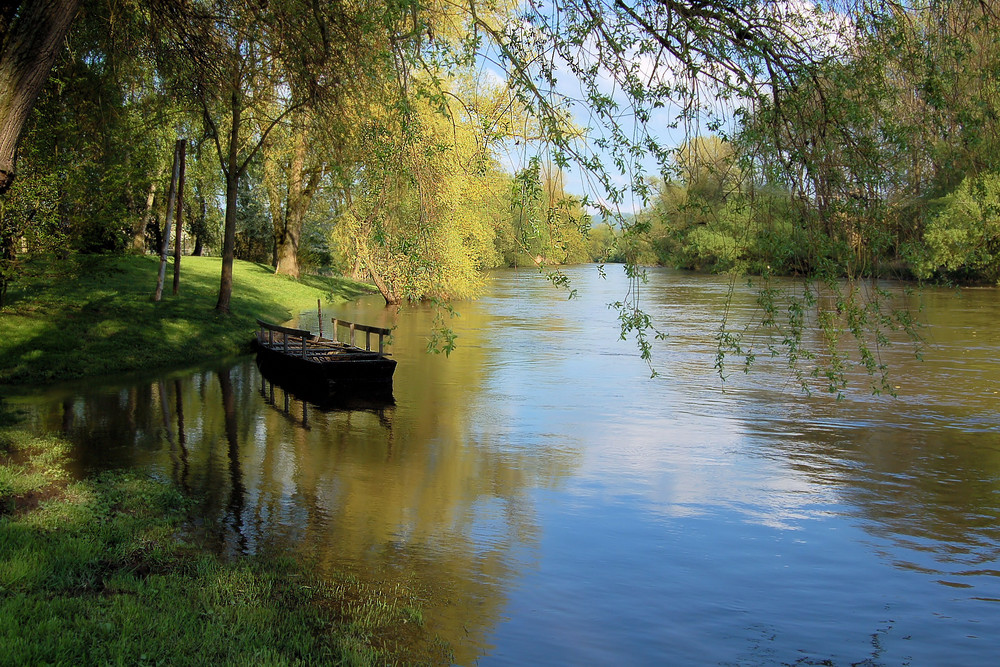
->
xmin=909 ymin=172 xmax=1000 ymax=284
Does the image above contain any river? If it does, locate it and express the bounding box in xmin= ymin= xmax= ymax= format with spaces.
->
xmin=7 ymin=267 xmax=1000 ymax=665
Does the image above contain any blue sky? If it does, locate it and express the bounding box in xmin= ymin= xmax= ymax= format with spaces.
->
xmin=468 ymin=0 xmax=850 ymax=216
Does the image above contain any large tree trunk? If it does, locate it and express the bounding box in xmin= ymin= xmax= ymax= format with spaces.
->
xmin=273 ymin=128 xmax=306 ymax=278
xmin=0 ymin=0 xmax=80 ymax=195
xmin=274 ymin=121 xmax=319 ymax=279
xmin=274 ymin=224 xmax=300 ymax=277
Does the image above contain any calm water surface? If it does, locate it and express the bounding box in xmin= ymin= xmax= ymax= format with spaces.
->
xmin=9 ymin=267 xmax=1000 ymax=665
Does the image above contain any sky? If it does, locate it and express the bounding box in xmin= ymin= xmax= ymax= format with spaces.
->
xmin=468 ymin=0 xmax=853 ymax=217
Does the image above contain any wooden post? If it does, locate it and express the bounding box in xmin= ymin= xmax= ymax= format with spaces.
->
xmin=317 ymin=300 xmax=323 ymax=338
xmin=154 ymin=139 xmax=183 ymax=301
xmin=378 ymin=333 xmax=384 ymax=355
xmin=365 ymin=329 xmax=371 ymax=351
xmin=172 ymin=139 xmax=186 ymax=295
xmin=349 ymin=322 xmax=356 ymax=346
xmin=332 ymin=319 xmax=339 ymax=342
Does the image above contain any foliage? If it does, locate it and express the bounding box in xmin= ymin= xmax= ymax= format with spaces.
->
xmin=909 ymin=172 xmax=1000 ymax=284
xmin=20 ymin=0 xmax=169 ymax=255
xmin=234 ymin=173 xmax=272 ymax=264
xmin=3 ymin=0 xmax=997 ymax=387
xmin=334 ymin=72 xmax=510 ymax=304
xmin=586 ymin=221 xmax=625 ymax=263
xmin=498 ymin=156 xmax=591 ymax=268
xmin=0 ymin=151 xmax=66 ymax=307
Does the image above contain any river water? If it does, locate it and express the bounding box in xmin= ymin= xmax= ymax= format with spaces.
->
xmin=7 ymin=267 xmax=1000 ymax=665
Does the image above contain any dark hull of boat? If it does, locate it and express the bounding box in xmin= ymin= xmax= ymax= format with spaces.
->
xmin=253 ymin=340 xmax=396 ymax=400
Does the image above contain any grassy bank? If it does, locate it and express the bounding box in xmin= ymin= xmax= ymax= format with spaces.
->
xmin=0 ymin=424 xmax=445 ymax=665
xmin=0 ymin=254 xmax=373 ymax=386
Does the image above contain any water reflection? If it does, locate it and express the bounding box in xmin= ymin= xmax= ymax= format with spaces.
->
xmin=18 ymin=302 xmax=576 ymax=662
xmin=8 ymin=267 xmax=1000 ymax=664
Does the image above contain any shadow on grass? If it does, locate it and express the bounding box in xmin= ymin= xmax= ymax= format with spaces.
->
xmin=0 ymin=255 xmax=377 ymax=386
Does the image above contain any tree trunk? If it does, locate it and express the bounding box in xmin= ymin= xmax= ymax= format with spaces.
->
xmin=0 ymin=0 xmax=81 ymax=195
xmin=360 ymin=253 xmax=401 ymax=305
xmin=274 ymin=225 xmax=300 ymax=277
xmin=0 ymin=227 xmax=14 ymax=306
xmin=172 ymin=139 xmax=186 ymax=295
xmin=134 ymin=177 xmax=158 ymax=252
xmin=264 ymin=146 xmax=283 ymax=268
xmin=274 ymin=122 xmax=318 ymax=279
xmin=215 ymin=88 xmax=243 ymax=314
xmin=155 ymin=139 xmax=183 ymax=302
xmin=192 ymin=197 xmax=205 ymax=256
xmin=216 ymin=170 xmax=239 ymax=313
xmin=273 ymin=131 xmax=305 ymax=279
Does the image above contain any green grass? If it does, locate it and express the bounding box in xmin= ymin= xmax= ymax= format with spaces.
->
xmin=0 ymin=426 xmax=447 ymax=665
xmin=0 ymin=254 xmax=374 ymax=385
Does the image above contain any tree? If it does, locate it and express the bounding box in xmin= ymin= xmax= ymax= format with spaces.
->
xmin=262 ymin=110 xmax=322 ymax=279
xmin=154 ymin=0 xmax=422 ymax=313
xmin=676 ymin=137 xmax=740 ymax=207
xmin=154 ymin=0 xmax=303 ymax=313
xmin=0 ymin=0 xmax=170 ymax=303
xmin=0 ymin=0 xmax=81 ymax=195
xmin=334 ymin=71 xmax=511 ymax=305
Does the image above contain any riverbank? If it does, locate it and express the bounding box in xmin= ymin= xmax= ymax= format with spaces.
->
xmin=0 ymin=424 xmax=443 ymax=664
xmin=0 ymin=254 xmax=373 ymax=386
xmin=0 ymin=256 xmax=450 ymax=664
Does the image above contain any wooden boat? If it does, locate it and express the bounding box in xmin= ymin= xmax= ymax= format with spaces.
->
xmin=253 ymin=318 xmax=396 ymax=398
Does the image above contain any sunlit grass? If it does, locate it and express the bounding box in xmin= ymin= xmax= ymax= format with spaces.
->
xmin=0 ymin=254 xmax=375 ymax=385
xmin=0 ymin=426 xmax=443 ymax=665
